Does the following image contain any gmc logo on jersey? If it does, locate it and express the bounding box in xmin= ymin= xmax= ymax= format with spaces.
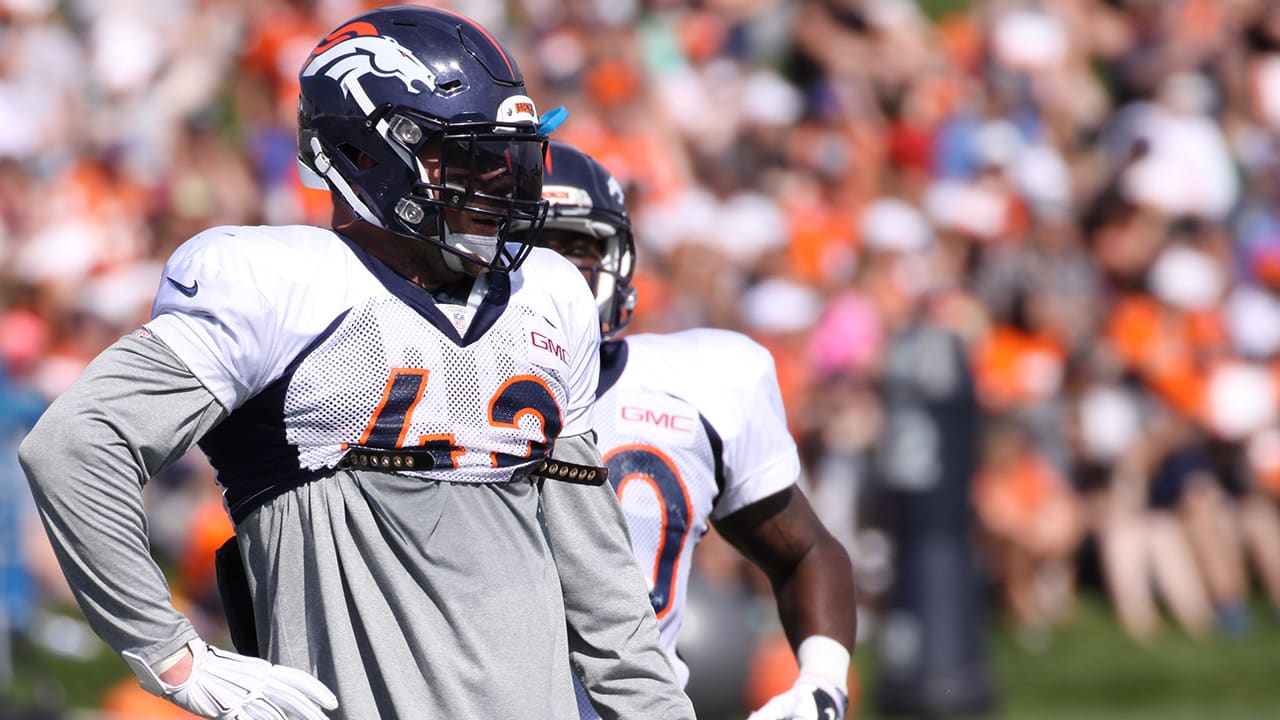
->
xmin=531 ymin=331 xmax=569 ymax=363
xmin=620 ymin=406 xmax=697 ymax=433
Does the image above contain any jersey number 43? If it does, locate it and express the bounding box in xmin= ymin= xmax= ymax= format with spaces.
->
xmin=358 ymin=368 xmax=563 ymax=469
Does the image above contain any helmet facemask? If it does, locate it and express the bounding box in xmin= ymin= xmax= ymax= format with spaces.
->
xmin=305 ymin=106 xmax=549 ymax=273
xmin=540 ymin=213 xmax=637 ymax=339
xmin=590 ymin=229 xmax=638 ymax=339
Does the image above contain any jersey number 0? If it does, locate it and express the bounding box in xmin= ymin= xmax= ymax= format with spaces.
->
xmin=605 ymin=444 xmax=693 ymax=619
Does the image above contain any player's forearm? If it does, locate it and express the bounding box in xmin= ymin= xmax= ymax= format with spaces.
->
xmin=773 ymin=534 xmax=857 ymax=652
xmin=19 ymin=334 xmax=226 ymax=667
xmin=716 ymin=487 xmax=858 ymax=651
xmin=540 ymin=433 xmax=695 ymax=720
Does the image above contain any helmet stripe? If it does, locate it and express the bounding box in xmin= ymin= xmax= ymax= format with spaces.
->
xmin=310 ymin=21 xmax=378 ymax=58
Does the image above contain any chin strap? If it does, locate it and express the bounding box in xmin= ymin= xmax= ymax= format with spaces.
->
xmin=446 ymin=229 xmax=500 ymax=267
xmin=442 ymin=249 xmax=467 ymax=273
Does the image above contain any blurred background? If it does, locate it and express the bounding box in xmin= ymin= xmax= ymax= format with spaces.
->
xmin=4 ymin=0 xmax=1280 ymax=718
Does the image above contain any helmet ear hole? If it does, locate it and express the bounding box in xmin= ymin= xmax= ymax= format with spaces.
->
xmin=334 ymin=143 xmax=366 ymax=167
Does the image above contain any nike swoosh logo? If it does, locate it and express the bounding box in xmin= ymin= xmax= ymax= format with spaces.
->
xmin=167 ymin=277 xmax=199 ymax=297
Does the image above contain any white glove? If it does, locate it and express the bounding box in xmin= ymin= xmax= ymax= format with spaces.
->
xmin=122 ymin=639 xmax=338 ymax=720
xmin=748 ymin=674 xmax=848 ymax=720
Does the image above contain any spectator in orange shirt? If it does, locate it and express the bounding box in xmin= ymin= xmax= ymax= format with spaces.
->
xmin=973 ymin=419 xmax=1084 ymax=644
xmin=1101 ymin=234 xmax=1256 ymax=637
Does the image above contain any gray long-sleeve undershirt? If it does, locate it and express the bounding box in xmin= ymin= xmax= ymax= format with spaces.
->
xmin=543 ymin=435 xmax=696 ymax=719
xmin=18 ymin=332 xmax=227 ymax=667
xmin=19 ymin=333 xmax=694 ymax=717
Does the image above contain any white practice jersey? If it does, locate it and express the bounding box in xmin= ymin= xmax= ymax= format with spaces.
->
xmin=144 ymin=225 xmax=600 ymax=522
xmin=578 ymin=328 xmax=800 ymax=717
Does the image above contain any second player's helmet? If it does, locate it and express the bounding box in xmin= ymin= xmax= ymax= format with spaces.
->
xmin=542 ymin=140 xmax=637 ymax=339
xmin=297 ymin=5 xmax=548 ymax=272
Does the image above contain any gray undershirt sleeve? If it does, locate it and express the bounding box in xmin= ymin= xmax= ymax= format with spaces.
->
xmin=541 ymin=432 xmax=696 ymax=719
xmin=18 ymin=333 xmax=228 ymax=668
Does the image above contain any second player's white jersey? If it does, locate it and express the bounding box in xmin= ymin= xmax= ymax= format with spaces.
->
xmin=144 ymin=224 xmax=600 ymax=522
xmin=590 ymin=329 xmax=801 ymax=690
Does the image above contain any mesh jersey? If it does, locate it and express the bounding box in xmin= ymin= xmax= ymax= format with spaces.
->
xmin=145 ymin=225 xmax=600 ymax=522
xmin=579 ymin=329 xmax=800 ymax=715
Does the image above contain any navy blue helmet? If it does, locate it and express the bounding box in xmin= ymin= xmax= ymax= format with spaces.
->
xmin=541 ymin=141 xmax=637 ymax=339
xmin=297 ymin=5 xmax=548 ymax=272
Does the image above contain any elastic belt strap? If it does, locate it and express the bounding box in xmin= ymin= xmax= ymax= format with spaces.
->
xmin=339 ymin=447 xmax=608 ymax=485
xmin=340 ymin=447 xmax=433 ymax=471
xmin=533 ymin=457 xmax=608 ymax=485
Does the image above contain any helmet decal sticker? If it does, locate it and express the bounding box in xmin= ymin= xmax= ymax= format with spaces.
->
xmin=607 ymin=176 xmax=626 ymax=207
xmin=302 ymin=34 xmax=439 ymax=115
xmin=543 ymin=185 xmax=595 ymax=212
xmin=308 ymin=21 xmax=378 ymax=57
xmin=497 ymin=95 xmax=539 ymax=126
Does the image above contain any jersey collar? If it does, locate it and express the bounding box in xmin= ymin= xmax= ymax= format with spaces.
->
xmin=339 ymin=232 xmax=512 ymax=346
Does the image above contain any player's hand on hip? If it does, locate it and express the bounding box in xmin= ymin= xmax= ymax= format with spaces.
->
xmin=747 ymin=674 xmax=847 ymax=720
xmin=128 ymin=639 xmax=338 ymax=719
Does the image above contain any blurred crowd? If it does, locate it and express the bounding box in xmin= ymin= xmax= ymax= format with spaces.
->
xmin=6 ymin=0 xmax=1280 ymax=716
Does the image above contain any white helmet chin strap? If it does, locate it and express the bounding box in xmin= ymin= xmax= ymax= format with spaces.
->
xmin=439 ymin=228 xmax=500 ymax=272
xmin=442 ymin=249 xmax=468 ymax=273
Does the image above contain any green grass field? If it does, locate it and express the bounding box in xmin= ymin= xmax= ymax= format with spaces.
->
xmin=4 ymin=591 xmax=1279 ymax=719
xmin=855 ymin=592 xmax=1280 ymax=720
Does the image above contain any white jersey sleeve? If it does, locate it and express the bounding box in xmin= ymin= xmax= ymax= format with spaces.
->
xmin=519 ymin=247 xmax=600 ymax=438
xmin=581 ymin=328 xmax=801 ymax=704
xmin=146 ymin=225 xmax=370 ymax=411
xmin=630 ymin=328 xmax=800 ymax=519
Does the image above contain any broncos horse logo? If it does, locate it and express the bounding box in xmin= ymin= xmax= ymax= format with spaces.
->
xmin=302 ymin=22 xmax=437 ymax=112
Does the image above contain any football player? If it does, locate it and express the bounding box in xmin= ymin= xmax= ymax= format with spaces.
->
xmin=18 ymin=8 xmax=692 ymax=720
xmin=539 ymin=140 xmax=857 ymax=720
